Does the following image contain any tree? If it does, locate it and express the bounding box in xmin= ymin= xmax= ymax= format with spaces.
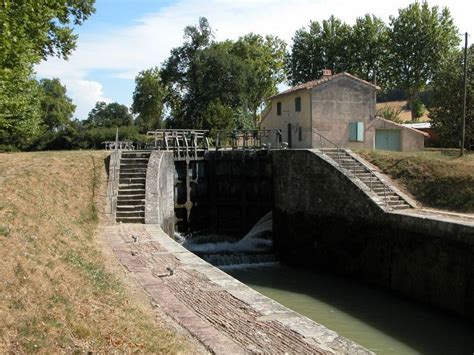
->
xmin=231 ymin=34 xmax=286 ymax=125
xmin=85 ymin=102 xmax=133 ymax=128
xmin=38 ymin=78 xmax=76 ymax=130
xmin=286 ymin=16 xmax=351 ymax=85
xmin=0 ymin=0 xmax=96 ymax=68
xmin=0 ymin=69 xmax=42 ymax=150
xmin=0 ymin=0 xmax=95 ymax=150
xmin=429 ymin=46 xmax=473 ymax=148
xmin=162 ymin=18 xmax=287 ymax=130
xmin=349 ymin=14 xmax=388 ymax=84
xmin=132 ymin=67 xmax=166 ymax=132
xmin=386 ymin=1 xmax=459 ymax=120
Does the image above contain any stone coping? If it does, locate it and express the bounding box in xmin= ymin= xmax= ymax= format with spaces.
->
xmin=105 ymin=223 xmax=372 ymax=354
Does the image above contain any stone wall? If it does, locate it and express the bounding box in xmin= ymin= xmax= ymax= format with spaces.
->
xmin=145 ymin=151 xmax=175 ymax=236
xmin=273 ymin=149 xmax=474 ymax=320
xmin=311 ymin=76 xmax=377 ymax=149
xmin=199 ymin=150 xmax=274 ymax=236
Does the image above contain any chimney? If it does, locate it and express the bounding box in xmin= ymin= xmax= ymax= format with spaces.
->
xmin=322 ymin=69 xmax=332 ymax=77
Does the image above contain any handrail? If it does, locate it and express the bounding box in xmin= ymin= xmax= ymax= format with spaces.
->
xmin=312 ymin=128 xmax=343 ymax=161
xmin=312 ymin=128 xmax=395 ymax=209
xmin=214 ymin=129 xmax=282 ymax=150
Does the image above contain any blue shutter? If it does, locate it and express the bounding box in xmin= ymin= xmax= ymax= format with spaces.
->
xmin=357 ymin=122 xmax=364 ymax=142
xmin=349 ymin=122 xmax=357 ymax=141
xmin=349 ymin=122 xmax=364 ymax=142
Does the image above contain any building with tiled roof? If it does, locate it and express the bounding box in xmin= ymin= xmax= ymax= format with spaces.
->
xmin=261 ymin=71 xmax=426 ymax=151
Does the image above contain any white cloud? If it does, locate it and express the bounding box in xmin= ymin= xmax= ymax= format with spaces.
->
xmin=65 ymin=79 xmax=110 ymax=120
xmin=35 ymin=0 xmax=474 ymax=120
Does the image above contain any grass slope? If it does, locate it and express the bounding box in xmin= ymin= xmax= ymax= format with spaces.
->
xmin=0 ymin=151 xmax=189 ymax=352
xmin=358 ymin=149 xmax=474 ymax=213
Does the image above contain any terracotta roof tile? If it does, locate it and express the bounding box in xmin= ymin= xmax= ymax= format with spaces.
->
xmin=267 ymin=72 xmax=380 ymax=100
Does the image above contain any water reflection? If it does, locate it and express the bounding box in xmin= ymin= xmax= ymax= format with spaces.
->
xmin=227 ymin=264 xmax=474 ymax=355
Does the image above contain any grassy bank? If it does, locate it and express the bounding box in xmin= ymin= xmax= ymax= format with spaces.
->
xmin=0 ymin=151 xmax=190 ymax=352
xmin=357 ymin=149 xmax=474 ymax=213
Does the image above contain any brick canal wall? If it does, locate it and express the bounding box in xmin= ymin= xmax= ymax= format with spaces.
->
xmin=273 ymin=149 xmax=474 ymax=320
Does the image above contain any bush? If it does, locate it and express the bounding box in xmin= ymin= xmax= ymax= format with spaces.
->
xmin=412 ymin=99 xmax=426 ymax=120
xmin=376 ymin=105 xmax=403 ymax=123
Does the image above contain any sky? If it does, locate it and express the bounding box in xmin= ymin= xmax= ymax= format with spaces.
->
xmin=35 ymin=0 xmax=474 ymax=120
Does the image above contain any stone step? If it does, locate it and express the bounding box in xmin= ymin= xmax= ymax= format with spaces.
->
xmin=118 ymin=189 xmax=145 ymax=196
xmin=378 ymin=194 xmax=401 ymax=200
xmin=116 ymin=205 xmax=145 ymax=212
xmin=119 ymin=172 xmax=147 ymax=179
xmin=391 ymin=204 xmax=411 ymax=210
xmin=120 ymin=157 xmax=149 ymax=162
xmin=121 ymin=152 xmax=151 ymax=158
xmin=116 ymin=199 xmax=145 ymax=206
xmin=120 ymin=161 xmax=148 ymax=166
xmin=384 ymin=200 xmax=409 ymax=206
xmin=116 ymin=217 xmax=145 ymax=224
xmin=120 ymin=167 xmax=148 ymax=173
xmin=117 ymin=194 xmax=145 ymax=200
xmin=119 ymin=184 xmax=145 ymax=190
xmin=116 ymin=210 xmax=145 ymax=218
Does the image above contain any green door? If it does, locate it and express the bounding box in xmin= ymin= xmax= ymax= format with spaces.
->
xmin=375 ymin=129 xmax=401 ymax=151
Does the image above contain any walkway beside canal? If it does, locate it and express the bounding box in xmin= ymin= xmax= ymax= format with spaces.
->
xmin=103 ymin=223 xmax=370 ymax=354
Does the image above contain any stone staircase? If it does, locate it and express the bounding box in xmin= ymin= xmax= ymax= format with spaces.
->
xmin=323 ymin=149 xmax=411 ymax=210
xmin=116 ymin=151 xmax=150 ymax=223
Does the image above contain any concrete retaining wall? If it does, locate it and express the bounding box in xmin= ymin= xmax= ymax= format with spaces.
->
xmin=145 ymin=151 xmax=175 ymax=236
xmin=273 ymin=149 xmax=474 ymax=320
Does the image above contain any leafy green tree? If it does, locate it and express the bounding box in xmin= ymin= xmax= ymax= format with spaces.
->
xmin=0 ymin=0 xmax=95 ymax=68
xmin=349 ymin=14 xmax=388 ymax=84
xmin=38 ymin=78 xmax=76 ymax=130
xmin=162 ymin=18 xmax=287 ymax=129
xmin=386 ymin=1 xmax=459 ymax=120
xmin=0 ymin=0 xmax=95 ymax=150
xmin=0 ymin=69 xmax=42 ymax=150
xmin=286 ymin=16 xmax=351 ymax=85
xmin=430 ymin=46 xmax=473 ymax=148
xmin=85 ymin=102 xmax=133 ymax=128
xmin=231 ymin=34 xmax=286 ymax=125
xmin=197 ymin=99 xmax=234 ymax=131
xmin=132 ymin=67 xmax=166 ymax=132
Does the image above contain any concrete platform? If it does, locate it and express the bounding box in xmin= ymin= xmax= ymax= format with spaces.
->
xmin=103 ymin=224 xmax=371 ymax=354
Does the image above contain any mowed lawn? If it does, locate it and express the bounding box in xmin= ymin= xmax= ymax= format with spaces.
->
xmin=358 ymin=149 xmax=474 ymax=213
xmin=0 ymin=151 xmax=190 ymax=352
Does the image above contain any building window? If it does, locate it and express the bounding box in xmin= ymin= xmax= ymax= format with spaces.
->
xmin=298 ymin=127 xmax=302 ymax=141
xmin=349 ymin=122 xmax=364 ymax=142
xmin=277 ymin=102 xmax=282 ymax=115
xmin=295 ymin=97 xmax=301 ymax=112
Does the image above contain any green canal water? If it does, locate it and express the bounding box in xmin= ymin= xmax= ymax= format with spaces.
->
xmin=226 ymin=263 xmax=474 ymax=354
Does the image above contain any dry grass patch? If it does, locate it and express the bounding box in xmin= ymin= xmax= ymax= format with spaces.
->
xmin=357 ymin=149 xmax=474 ymax=212
xmin=0 ymin=151 xmax=191 ymax=353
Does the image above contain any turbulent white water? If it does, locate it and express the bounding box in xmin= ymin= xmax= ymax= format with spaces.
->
xmin=182 ymin=211 xmax=273 ymax=254
xmin=180 ymin=211 xmax=275 ymax=267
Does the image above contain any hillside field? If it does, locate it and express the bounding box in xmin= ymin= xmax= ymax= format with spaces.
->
xmin=0 ymin=151 xmax=192 ymax=352
xmin=358 ymin=149 xmax=474 ymax=213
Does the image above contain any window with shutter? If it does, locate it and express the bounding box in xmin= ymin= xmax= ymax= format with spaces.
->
xmin=349 ymin=122 xmax=364 ymax=142
xmin=295 ymin=97 xmax=301 ymax=112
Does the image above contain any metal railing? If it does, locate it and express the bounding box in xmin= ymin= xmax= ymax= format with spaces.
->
xmin=312 ymin=129 xmax=395 ymax=208
xmin=311 ymin=129 xmax=343 ymax=161
xmin=214 ymin=129 xmax=283 ymax=151
xmin=147 ymin=129 xmax=210 ymax=161
xmin=102 ymin=140 xmax=134 ymax=150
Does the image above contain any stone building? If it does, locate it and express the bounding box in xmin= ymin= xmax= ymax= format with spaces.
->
xmin=261 ymin=71 xmax=427 ymax=151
